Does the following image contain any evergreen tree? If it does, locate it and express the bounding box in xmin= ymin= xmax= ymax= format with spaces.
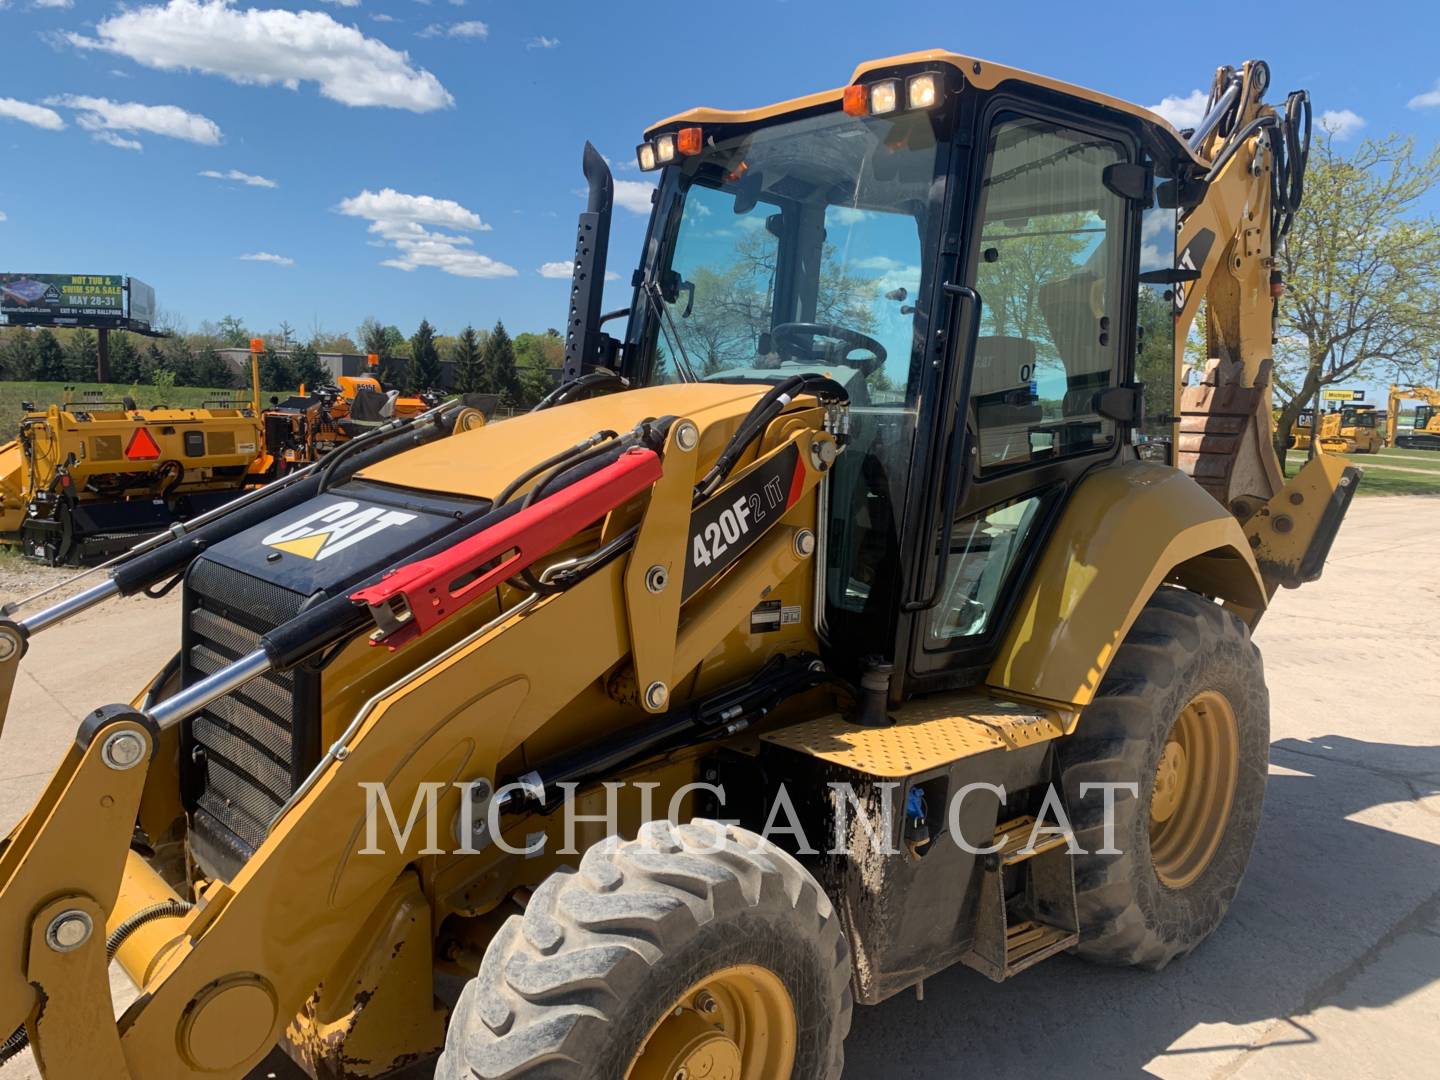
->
xmin=481 ymin=320 xmax=523 ymax=405
xmin=108 ymin=333 xmax=141 ymax=384
xmin=290 ymin=341 xmax=329 ymax=391
xmin=0 ymin=329 xmax=37 ymax=380
xmin=192 ymin=346 xmax=234 ymax=389
xmin=33 ymin=330 xmax=66 ymax=381
xmin=64 ymin=329 xmax=100 ymax=382
xmin=160 ymin=337 xmax=196 ymax=386
xmin=407 ymin=319 xmax=442 ymax=391
xmin=141 ymin=342 xmax=168 ymax=382
xmin=451 ymin=325 xmax=485 ymax=393
xmin=259 ymin=349 xmax=297 ymax=393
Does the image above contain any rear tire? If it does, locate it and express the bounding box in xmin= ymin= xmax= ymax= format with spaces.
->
xmin=436 ymin=819 xmax=852 ymax=1080
xmin=1058 ymin=588 xmax=1269 ymax=970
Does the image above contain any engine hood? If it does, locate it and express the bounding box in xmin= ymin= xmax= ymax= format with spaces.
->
xmin=354 ymin=382 xmax=769 ymax=502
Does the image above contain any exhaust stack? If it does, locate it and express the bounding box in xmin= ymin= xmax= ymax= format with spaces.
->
xmin=562 ymin=141 xmax=616 ymax=382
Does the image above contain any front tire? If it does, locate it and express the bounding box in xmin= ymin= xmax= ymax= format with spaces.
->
xmin=437 ymin=819 xmax=852 ymax=1080
xmin=1058 ymin=588 xmax=1269 ymax=970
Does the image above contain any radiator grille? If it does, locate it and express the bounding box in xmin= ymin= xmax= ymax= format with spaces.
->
xmin=183 ymin=559 xmax=314 ymax=878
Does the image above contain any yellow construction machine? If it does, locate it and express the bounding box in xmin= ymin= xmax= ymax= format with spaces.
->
xmin=1318 ymin=403 xmax=1381 ymax=455
xmin=0 ymin=51 xmax=1357 ymax=1080
xmin=0 ymin=349 xmax=266 ymax=565
xmin=255 ymin=365 xmax=488 ymax=480
xmin=1387 ymin=383 xmax=1440 ymax=450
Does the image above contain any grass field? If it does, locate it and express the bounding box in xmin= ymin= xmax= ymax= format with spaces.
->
xmin=0 ymin=381 xmax=244 ymax=440
xmin=1285 ymin=446 xmax=1440 ymax=497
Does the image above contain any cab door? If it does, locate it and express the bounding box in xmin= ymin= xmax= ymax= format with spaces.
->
xmin=904 ymin=101 xmax=1142 ymax=685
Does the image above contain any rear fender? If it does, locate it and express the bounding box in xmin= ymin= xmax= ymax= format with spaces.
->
xmin=986 ymin=461 xmax=1266 ymax=712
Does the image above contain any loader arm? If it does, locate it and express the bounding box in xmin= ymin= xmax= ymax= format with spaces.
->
xmin=0 ymin=387 xmax=842 ymax=1079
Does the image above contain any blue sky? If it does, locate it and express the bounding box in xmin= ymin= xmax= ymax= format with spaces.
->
xmin=2 ymin=0 xmax=1439 ymax=349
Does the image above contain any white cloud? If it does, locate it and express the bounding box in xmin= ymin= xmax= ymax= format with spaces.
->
xmin=240 ymin=251 xmax=294 ymax=265
xmin=371 ymin=12 xmax=395 ymax=20
xmin=1147 ymin=89 xmax=1208 ymax=130
xmin=200 ymin=167 xmax=278 ymax=188
xmin=321 ymin=0 xmax=359 ymax=6
xmin=47 ymin=94 xmax=222 ymax=146
xmin=337 ymin=187 xmax=488 ymax=231
xmin=1319 ymin=109 xmax=1365 ymax=140
xmin=830 ymin=206 xmax=871 ymax=225
xmin=0 ymin=211 xmax=7 ymax=223
xmin=69 ymin=0 xmax=453 ymax=113
xmin=1408 ymin=81 xmax=1440 ymax=109
xmin=33 ymin=0 xmax=74 ymax=8
xmin=527 ymin=35 xmax=559 ymax=49
xmin=94 ymin=131 xmax=143 ymax=151
xmin=338 ymin=187 xmax=515 ymax=278
xmin=418 ymin=19 xmax=486 ymax=38
xmin=538 ymin=261 xmax=572 ymax=279
xmin=612 ymin=178 xmax=655 ymax=215
xmin=0 ymin=98 xmax=66 ymax=131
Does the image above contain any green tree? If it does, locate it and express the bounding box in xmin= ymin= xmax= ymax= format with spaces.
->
xmin=1273 ymin=133 xmax=1440 ymax=457
xmin=33 ymin=329 xmax=65 ymax=381
xmin=407 ymin=319 xmax=443 ymax=391
xmin=290 ymin=341 xmax=329 ymax=391
xmin=451 ymin=325 xmax=485 ymax=393
xmin=359 ymin=318 xmax=410 ymax=385
xmin=0 ymin=329 xmax=36 ymax=379
xmin=141 ymin=342 xmax=167 ymax=382
xmin=192 ymin=346 xmax=234 ymax=389
xmin=481 ymin=320 xmax=523 ymax=404
xmin=215 ymin=315 xmax=250 ymax=349
xmin=160 ymin=337 xmax=196 ymax=386
xmin=259 ymin=349 xmax=297 ymax=393
xmin=108 ymin=332 xmax=141 ymax=384
xmin=63 ymin=329 xmax=99 ymax=381
xmin=514 ymin=329 xmax=564 ymax=405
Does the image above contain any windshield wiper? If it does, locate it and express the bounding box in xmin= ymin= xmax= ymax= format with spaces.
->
xmin=643 ymin=279 xmax=700 ymax=384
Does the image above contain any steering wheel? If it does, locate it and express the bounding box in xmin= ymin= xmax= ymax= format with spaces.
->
xmin=771 ymin=322 xmax=887 ymax=376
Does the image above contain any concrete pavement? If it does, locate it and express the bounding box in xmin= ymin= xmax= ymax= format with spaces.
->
xmin=2 ymin=495 xmax=1437 ymax=1079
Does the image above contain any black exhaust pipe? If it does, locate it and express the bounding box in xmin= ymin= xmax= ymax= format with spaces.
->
xmin=562 ymin=142 xmax=616 ymax=382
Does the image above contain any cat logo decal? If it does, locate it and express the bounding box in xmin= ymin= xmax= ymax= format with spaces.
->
xmin=262 ymin=501 xmax=417 ymax=561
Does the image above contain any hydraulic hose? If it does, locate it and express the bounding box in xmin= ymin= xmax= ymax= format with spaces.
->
xmin=106 ymin=899 xmax=194 ymax=959
xmin=694 ymin=373 xmax=847 ymax=501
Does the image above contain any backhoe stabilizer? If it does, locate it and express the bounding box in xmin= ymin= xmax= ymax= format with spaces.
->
xmin=1244 ymin=452 xmax=1361 ymax=592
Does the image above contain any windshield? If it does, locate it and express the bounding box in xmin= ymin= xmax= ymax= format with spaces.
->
xmin=631 ymin=108 xmax=943 ymax=404
xmin=628 ymin=106 xmax=945 ymax=658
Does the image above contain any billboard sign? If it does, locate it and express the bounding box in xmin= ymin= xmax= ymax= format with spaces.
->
xmin=0 ymin=274 xmax=155 ymax=330
xmin=1322 ymin=388 xmax=1365 ymax=402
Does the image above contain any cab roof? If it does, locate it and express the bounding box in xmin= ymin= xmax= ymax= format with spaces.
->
xmin=645 ymin=48 xmax=1206 ymax=169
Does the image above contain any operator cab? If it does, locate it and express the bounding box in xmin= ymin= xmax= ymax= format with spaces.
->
xmin=612 ymin=53 xmax=1198 ymax=695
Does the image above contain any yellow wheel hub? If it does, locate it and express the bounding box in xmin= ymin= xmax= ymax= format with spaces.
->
xmin=1150 ymin=689 xmax=1239 ymax=889
xmin=627 ymin=964 xmax=796 ymax=1080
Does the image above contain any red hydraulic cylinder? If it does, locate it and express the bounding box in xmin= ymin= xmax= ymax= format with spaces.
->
xmin=351 ymin=446 xmax=662 ymax=649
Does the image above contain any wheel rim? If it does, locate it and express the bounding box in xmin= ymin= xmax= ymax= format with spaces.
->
xmin=1149 ymin=689 xmax=1239 ymax=889
xmin=626 ymin=964 xmax=796 ymax=1080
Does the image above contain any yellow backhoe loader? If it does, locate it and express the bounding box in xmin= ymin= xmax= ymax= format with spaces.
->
xmin=0 ymin=348 xmax=266 ymax=565
xmin=1387 ymin=383 xmax=1440 ymax=450
xmin=0 ymin=51 xmax=1357 ymax=1080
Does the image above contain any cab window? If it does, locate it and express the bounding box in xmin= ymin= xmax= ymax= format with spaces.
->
xmin=968 ymin=116 xmax=1127 ymax=473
